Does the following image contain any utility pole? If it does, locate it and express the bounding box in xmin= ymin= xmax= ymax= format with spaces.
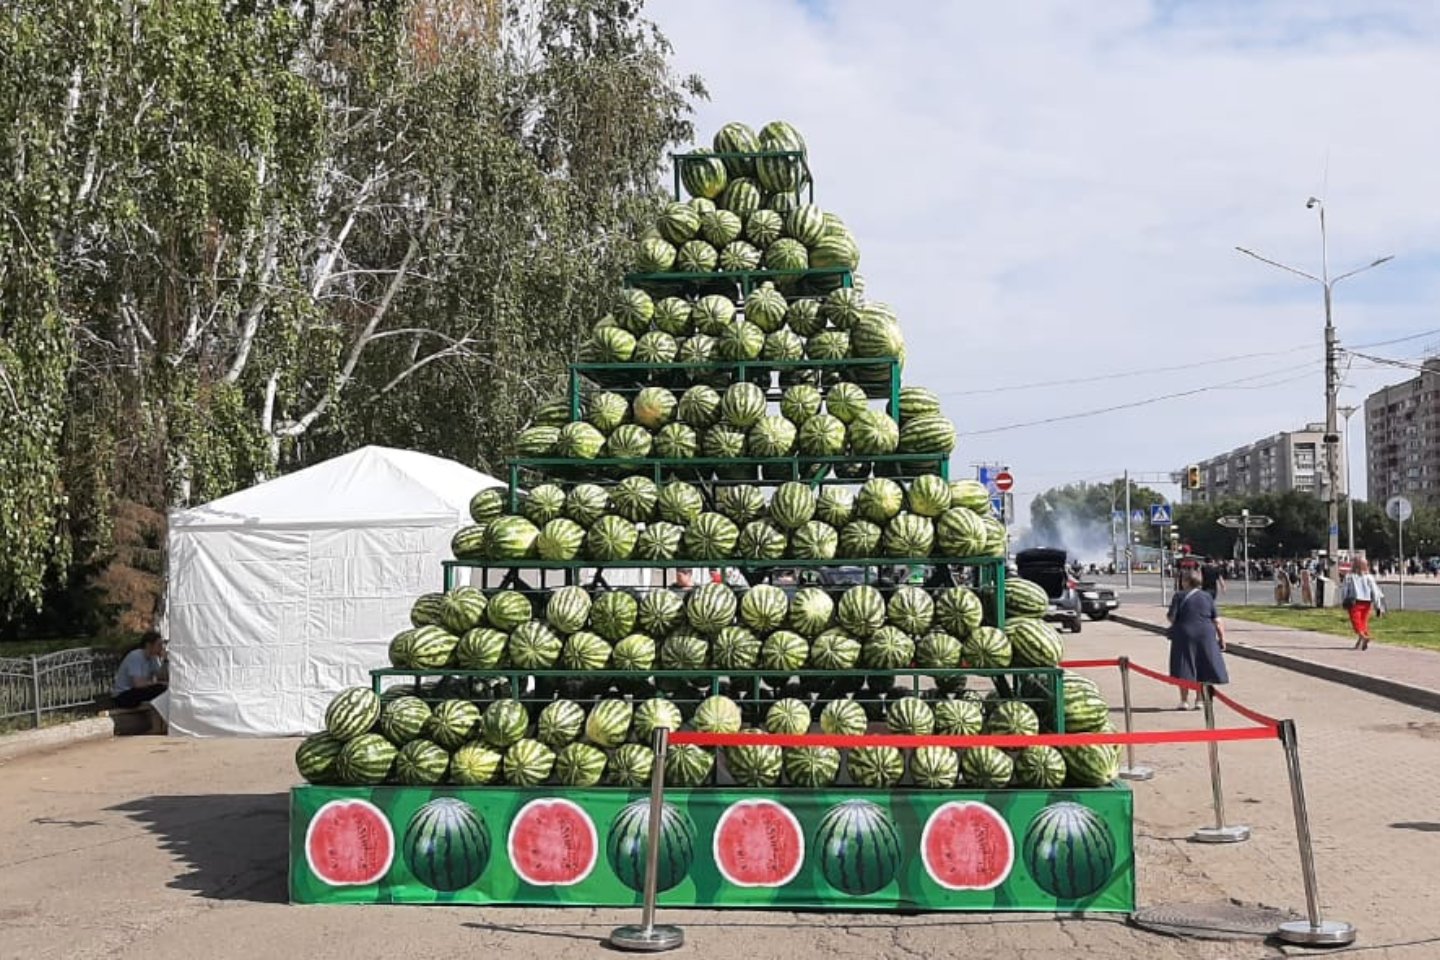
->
xmin=1123 ymin=470 xmax=1133 ymax=588
xmin=1339 ymin=405 xmax=1358 ymax=561
xmin=1236 ymin=200 xmax=1392 ymax=566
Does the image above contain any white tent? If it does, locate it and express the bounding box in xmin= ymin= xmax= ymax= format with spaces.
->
xmin=165 ymin=445 xmax=503 ymax=737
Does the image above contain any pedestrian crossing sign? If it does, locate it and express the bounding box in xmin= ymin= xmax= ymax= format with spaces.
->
xmin=1150 ymin=504 xmax=1173 ymax=526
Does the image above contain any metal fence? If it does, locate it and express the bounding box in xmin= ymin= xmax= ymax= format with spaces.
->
xmin=0 ymin=648 xmax=123 ymax=727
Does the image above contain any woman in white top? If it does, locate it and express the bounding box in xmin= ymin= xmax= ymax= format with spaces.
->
xmin=1340 ymin=557 xmax=1384 ymax=651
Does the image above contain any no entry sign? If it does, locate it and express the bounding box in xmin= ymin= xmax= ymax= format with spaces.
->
xmin=993 ymin=471 xmax=1014 ymax=492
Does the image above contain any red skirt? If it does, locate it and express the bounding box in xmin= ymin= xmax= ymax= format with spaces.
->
xmin=1348 ymin=599 xmax=1373 ymax=637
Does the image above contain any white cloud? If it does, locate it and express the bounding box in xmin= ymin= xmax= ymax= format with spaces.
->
xmin=647 ymin=0 xmax=1440 ymax=525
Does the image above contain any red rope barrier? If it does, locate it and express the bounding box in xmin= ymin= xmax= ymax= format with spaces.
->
xmin=1058 ymin=658 xmax=1121 ymax=669
xmin=1209 ymin=688 xmax=1282 ymax=730
xmin=668 ymin=726 xmax=1278 ymax=750
xmin=1125 ymin=660 xmax=1204 ymax=692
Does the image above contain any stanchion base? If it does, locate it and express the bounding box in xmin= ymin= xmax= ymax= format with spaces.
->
xmin=610 ymin=924 xmax=685 ymax=952
xmin=1119 ymin=766 xmax=1154 ymax=781
xmin=1190 ymin=824 xmax=1251 ymax=844
xmin=1276 ymin=919 xmax=1357 ymax=946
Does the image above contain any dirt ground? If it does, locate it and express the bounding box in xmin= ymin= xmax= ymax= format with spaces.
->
xmin=3 ymin=619 xmax=1439 ymax=959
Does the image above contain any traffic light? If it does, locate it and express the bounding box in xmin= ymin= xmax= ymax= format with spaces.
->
xmin=1186 ymin=465 xmax=1201 ymax=489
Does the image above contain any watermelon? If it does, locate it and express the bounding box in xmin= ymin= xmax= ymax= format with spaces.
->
xmin=325 ymin=687 xmax=381 ymax=741
xmin=640 ymin=237 xmax=679 ymax=273
xmin=554 ymin=422 xmax=605 ymax=460
xmin=720 ymin=381 xmax=767 ymax=429
xmin=305 ymin=798 xmax=394 ymax=885
xmin=486 ymin=516 xmax=540 ymax=559
xmin=504 ymin=739 xmax=557 ymax=787
xmin=664 ymin=744 xmax=715 ymax=787
xmin=770 ymin=481 xmax=817 ymax=530
xmin=378 ymin=696 xmax=432 ymax=746
xmin=536 ymin=517 xmax=586 ymax=560
xmin=656 ymin=480 xmax=705 ymax=524
xmin=837 ymin=584 xmax=886 ymax=638
xmin=848 ymin=746 xmax=905 ymax=788
xmin=335 ymin=733 xmax=397 ymax=785
xmin=481 ymin=699 xmax=530 ymax=749
xmin=713 ymin=799 xmax=803 ymax=886
xmin=678 ymin=333 xmax=717 ymax=374
xmin=806 ymin=329 xmax=851 ymax=362
xmin=721 ymin=177 xmax=763 ymax=218
xmin=712 ymin=625 xmax=762 ymax=669
xmin=450 ymin=743 xmax=503 ymax=785
xmin=915 ymin=630 xmax=963 ymax=671
xmin=520 ymin=484 xmax=567 ymax=527
xmin=713 ymin=121 xmax=761 ymax=174
xmin=715 ymin=484 xmax=768 ymax=525
xmin=610 ymin=475 xmax=659 ymax=523
xmin=508 ymin=620 xmax=562 ymax=670
xmin=659 ymin=631 xmax=709 ymax=670
xmin=921 ymin=802 xmax=1015 ymax=891
xmin=756 ymin=120 xmax=807 ymax=193
xmin=631 ymin=387 xmax=676 ymax=431
xmin=676 ymin=239 xmax=718 ymax=273
xmin=607 ymin=798 xmax=696 ymax=893
xmin=861 ymin=624 xmax=914 ymax=669
xmin=553 ymin=742 xmax=608 ymax=787
xmin=885 ymin=696 xmax=935 ymax=735
xmin=720 ymin=241 xmax=763 ymax=272
xmin=745 ymin=208 xmax=784 ymax=248
xmin=637 ymin=589 xmax=685 ymax=637
xmin=634 ymin=521 xmax=684 ymax=561
xmin=820 ymin=287 xmax=865 ymax=330
xmin=934 ymin=698 xmax=984 ymax=736
xmin=1014 ymin=747 xmax=1068 ymax=790
xmin=537 ymin=700 xmax=587 ymax=749
xmin=855 ymin=478 xmax=905 ymax=525
xmin=740 ymin=584 xmax=790 ymax=632
xmin=407 ymin=625 xmax=458 ymax=669
xmin=808 ymin=628 xmax=861 ymax=670
xmin=764 ymin=237 xmax=809 ymax=273
xmin=589 ymin=326 xmax=636 ymax=364
xmin=963 ymin=625 xmax=1012 ymax=668
xmin=785 ymin=297 xmax=825 ymax=337
xmin=394 ymin=739 xmax=450 ymax=786
xmin=819 ymin=698 xmax=867 ymax=736
xmin=701 ymin=209 xmax=744 ymax=248
xmin=815 ymin=800 xmax=902 ymax=895
xmin=485 ymin=590 xmax=533 ymax=631
xmin=403 ymin=798 xmax=490 ymax=892
xmin=686 ymin=582 xmax=737 ymax=634
xmin=744 ymin=282 xmax=788 ymax=333
xmin=703 ymin=425 xmax=749 ymax=475
xmin=387 ymin=629 xmax=416 ymax=668
xmin=911 ymin=746 xmax=961 ymax=789
xmin=765 ymin=698 xmax=813 ymax=735
xmin=746 ymin=415 xmax=797 ymax=457
xmin=613 ymin=288 xmax=655 ymax=334
xmin=469 ymin=488 xmax=506 ymax=524
xmin=439 ymin=586 xmax=488 ymax=635
xmin=296 ymin=732 xmax=346 ymax=784
xmin=410 ymin=592 xmax=447 ymax=628
xmin=456 ymin=627 xmax=508 ymax=669
xmin=797 ymin=412 xmax=847 ymax=457
xmin=612 ymin=633 xmax=657 ymax=671
xmin=961 ymin=746 xmax=1014 ymax=788
xmin=936 ymin=507 xmax=989 ymax=557
xmin=657 ymin=200 xmax=702 ymax=244
xmin=681 ymin=150 xmax=728 ymax=200
xmin=784 ymin=747 xmax=842 ymax=787
xmin=589 ymin=591 xmax=639 ymax=642
xmin=985 ymin=699 xmax=1041 ymax=736
xmin=814 ymin=486 xmax=855 ymax=526
xmin=585 ymin=699 xmax=635 ymax=748
xmin=1023 ymin=802 xmax=1118 ymax=900
xmin=692 ymin=294 xmax=736 ymax=333
xmin=559 ymin=631 xmax=611 ymax=671
xmin=848 ymin=410 xmax=900 ymax=456
xmin=906 ymin=475 xmax=953 ymax=518
xmin=543 ymin=586 xmax=591 ymax=634
xmin=780 ymin=384 xmax=823 ymax=424
xmin=723 ymin=735 xmax=785 ymax=788
xmin=633 ymin=697 xmax=685 ymax=743
xmin=586 ymin=515 xmax=638 ymax=561
xmin=1007 ymin=618 xmax=1065 ymax=667
xmin=887 ymin=586 xmax=935 ymax=634
xmin=982 ymin=516 xmax=1008 ymax=556
xmin=736 ymin=519 xmax=788 ymax=559
xmin=759 ymin=629 xmax=809 ymax=676
xmin=1006 ymin=578 xmax=1051 ymax=619
xmin=899 ymin=415 xmax=957 ymax=455
xmin=427 ymin=699 xmax=481 ymax=750
xmin=654 ymin=297 xmax=693 ymax=336
xmin=784 ymin=204 xmax=826 ymax=245
xmin=515 ymin=425 xmax=561 ymax=456
xmin=677 ymin=385 xmax=721 ymax=428
xmin=683 ymin=512 xmax=740 ymax=560
xmin=884 ymin=512 xmax=936 ymax=558
xmin=451 ymin=524 xmax=489 ymax=560
xmin=948 ymin=479 xmax=992 ymax=512
xmin=507 ymin=797 xmax=598 ymax=885
xmin=603 ymin=423 xmax=652 ymax=460
xmin=790 ymin=519 xmax=839 ymax=560
xmin=1061 ymin=743 xmax=1121 ymax=788
xmin=809 ymin=232 xmax=860 ymax=271
xmin=788 ymin=587 xmax=835 ymax=638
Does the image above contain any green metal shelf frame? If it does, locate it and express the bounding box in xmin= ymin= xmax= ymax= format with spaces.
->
xmin=568 ymin=358 xmax=901 ymax=417
xmin=670 ymin=149 xmax=814 ymax=205
xmin=369 ymin=665 xmax=1061 ymax=732
xmin=624 ymin=267 xmax=853 ymax=297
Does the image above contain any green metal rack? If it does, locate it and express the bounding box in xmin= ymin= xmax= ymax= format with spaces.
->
xmin=670 ymin=149 xmax=814 ymax=204
xmin=568 ymin=358 xmax=902 ymax=413
xmin=624 ymin=266 xmax=853 ymax=297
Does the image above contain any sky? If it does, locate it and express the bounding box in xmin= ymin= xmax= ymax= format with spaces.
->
xmin=647 ymin=0 xmax=1440 ymax=529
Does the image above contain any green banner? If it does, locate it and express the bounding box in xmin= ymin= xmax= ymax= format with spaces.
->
xmin=291 ymin=784 xmax=1133 ymax=912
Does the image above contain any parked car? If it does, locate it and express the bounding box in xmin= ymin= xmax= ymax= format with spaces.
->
xmin=1075 ymin=579 xmax=1119 ymax=620
xmin=1014 ymin=547 xmax=1083 ymax=633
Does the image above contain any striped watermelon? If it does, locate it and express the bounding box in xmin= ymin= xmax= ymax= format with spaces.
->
xmin=485 ymin=590 xmax=532 ymax=631
xmin=765 ymin=698 xmax=813 ymax=735
xmin=1014 ymin=747 xmax=1068 ymax=790
xmin=911 ymin=747 xmax=961 ymax=789
xmin=720 ymin=177 xmax=763 ymax=218
xmin=335 ymin=733 xmax=397 ymax=785
xmin=898 ymin=387 xmax=942 ymax=421
xmin=388 ymin=629 xmax=416 ymax=668
xmin=963 ymin=625 xmax=1013 ymax=668
xmin=554 ymin=743 xmax=608 ymax=787
xmin=883 ymin=512 xmax=935 ymax=558
xmin=554 ymin=422 xmax=605 ymax=460
xmin=590 ymin=591 xmax=639 ymax=642
xmin=559 ymin=631 xmax=611 ymax=671
xmin=1062 ymin=743 xmax=1121 ymax=788
xmin=985 ymin=700 xmax=1041 ymax=736
xmin=736 ymin=519 xmax=788 ymax=559
xmin=652 ymin=421 xmax=697 ymax=461
xmin=676 ymin=239 xmax=718 ymax=272
xmin=521 ymin=484 xmax=567 ymax=526
xmin=406 ymin=625 xmax=458 ymax=669
xmin=537 ymin=700 xmax=587 ymax=749
xmin=813 ymin=486 xmax=855 ymax=527
xmin=683 ymin=512 xmax=740 ymax=560
xmin=610 ymin=476 xmax=659 ymax=523
xmin=1007 ymin=618 xmax=1065 ymax=667
xmin=885 ymin=696 xmax=935 ymax=735
xmin=503 ymin=739 xmax=556 ymax=787
xmin=788 ymin=587 xmax=835 ymax=638
xmin=961 ymin=746 xmax=1014 ymax=789
xmin=637 ymin=589 xmax=685 ymax=636
xmin=536 ymin=517 xmax=586 ymax=560
xmin=936 ymin=507 xmax=989 ymax=556
xmin=720 ymin=381 xmax=767 ymax=429
xmin=744 ymin=282 xmax=788 ymax=332
xmin=715 ymin=484 xmax=768 ymax=525
xmin=906 ymin=475 xmax=953 ymax=518
xmin=838 ymin=520 xmax=882 ymax=558
xmin=784 ymin=747 xmax=842 ymax=787
xmin=681 ymin=149 xmax=728 ymax=199
xmin=887 ymin=586 xmax=935 ymax=634
xmin=677 ymin=385 xmax=722 ymax=429
xmin=780 ymin=384 xmax=822 ymax=425
xmin=508 ymin=620 xmax=562 ymax=670
xmin=809 ymin=233 xmax=859 ymax=270
xmin=633 ymin=698 xmax=685 ymax=742
xmin=848 ymin=746 xmax=905 ymax=788
xmin=1006 ymin=578 xmax=1051 ymax=618
xmin=821 ymin=287 xmax=865 ymax=330
xmin=713 ymin=121 xmax=761 ymax=174
xmin=808 ymin=628 xmax=861 ymax=670
xmin=654 ymin=297 xmax=693 ymax=336
xmin=657 ymin=480 xmax=705 ymax=524
xmin=756 ymin=120 xmax=807 ymax=193
xmin=819 ymin=698 xmax=867 ymax=736
xmin=403 ymin=798 xmax=490 ymax=892
xmin=612 ymin=633 xmax=657 ymax=671
xmin=745 ymin=209 xmax=784 ymax=248
xmin=295 ymin=732 xmax=345 ymax=784
xmin=790 ymin=519 xmax=839 ymax=560
xmin=678 ymin=333 xmax=717 ymax=373
xmin=797 ymin=412 xmax=847 ymax=456
xmin=450 ymin=743 xmax=503 ymax=785
xmin=860 ymin=625 xmax=914 ymax=669
xmin=608 ymin=744 xmax=656 ymax=788
xmin=815 ymin=800 xmax=902 ymax=895
xmin=480 ymin=699 xmax=530 ymax=749
xmin=764 ymin=237 xmax=809 ymax=272
xmin=486 ymin=515 xmax=540 ymax=559
xmin=586 ymin=515 xmax=638 ymax=561
xmin=1023 ymin=802 xmax=1117 ymax=900
xmin=784 ymin=297 xmax=824 ymax=337
xmin=701 ymin=209 xmax=744 ymax=248
xmin=899 ymin=415 xmax=957 ymax=454
xmin=692 ymin=293 xmax=736 ymax=333
xmin=440 ymin=587 xmax=489 ymax=635
xmin=848 ymin=410 xmax=900 ymax=456
xmin=410 ymin=592 xmax=447 ymax=628
xmin=587 ymin=391 xmax=630 ymax=431
xmin=712 ymin=625 xmax=761 ymax=669
xmin=949 ymin=479 xmax=992 ymax=513
xmin=585 ymin=699 xmax=634 ymax=749
xmin=856 ymin=477 xmax=905 ymax=524
xmin=456 ymin=627 xmax=508 ymax=669
xmin=394 ymin=739 xmax=450 ymax=786
xmin=664 ymin=744 xmax=715 ymax=787
xmin=824 ymin=382 xmax=868 ymax=424
xmin=746 ymin=415 xmax=796 ymax=457
xmin=633 ymin=386 xmax=677 ymax=430
xmin=516 ymin=425 xmax=561 ymax=456
xmin=686 ymin=582 xmax=738 ymax=634
xmin=634 ymin=522 xmax=684 ymax=561
xmin=915 ymin=630 xmax=963 ymax=670
xmin=325 ymin=687 xmax=381 ymax=741
xmin=428 ymin=699 xmax=482 ymax=750
xmin=806 ymin=329 xmax=850 ymax=362
xmin=656 ymin=201 xmax=700 ymax=243
xmin=723 ymin=733 xmax=785 ymax=787
xmin=784 ymin=204 xmax=827 ymax=245
xmin=608 ymin=798 xmax=697 ymax=893
xmin=605 ymin=423 xmax=653 ymax=459
xmin=770 ymin=481 xmax=817 ymax=530
xmin=759 ymin=629 xmax=809 ymax=675
xmin=378 ymin=696 xmax=432 ymax=745
xmin=934 ymin=699 xmax=984 ymax=735
xmin=451 ymin=525 xmax=488 ymax=560
xmin=740 ymin=584 xmax=790 ymax=632
xmin=469 ymin=488 xmax=506 ymax=523
xmin=613 ymin=288 xmax=654 ymax=333
xmin=763 ymin=327 xmax=807 ymax=367
xmin=659 ymin=631 xmax=709 ymax=670
xmin=837 ymin=584 xmax=886 ymax=638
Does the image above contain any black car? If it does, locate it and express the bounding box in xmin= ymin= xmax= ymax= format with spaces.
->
xmin=1075 ymin=580 xmax=1119 ymax=620
xmin=1014 ymin=547 xmax=1083 ymax=633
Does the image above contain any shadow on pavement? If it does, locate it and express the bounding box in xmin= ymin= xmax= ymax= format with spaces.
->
xmin=110 ymin=793 xmax=288 ymax=903
xmin=1390 ymin=821 xmax=1440 ymax=833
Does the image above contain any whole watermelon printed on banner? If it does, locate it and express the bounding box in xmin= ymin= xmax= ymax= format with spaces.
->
xmin=288 ymin=117 xmax=1140 ymax=917
xmin=290 ymin=785 xmax=1134 ymax=912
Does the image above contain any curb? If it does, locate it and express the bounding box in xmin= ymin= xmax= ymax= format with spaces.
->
xmin=0 ymin=717 xmax=113 ymax=765
xmin=1111 ymin=614 xmax=1440 ymax=714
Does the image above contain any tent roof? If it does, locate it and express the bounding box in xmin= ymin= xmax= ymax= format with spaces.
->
xmin=171 ymin=445 xmax=503 ymax=529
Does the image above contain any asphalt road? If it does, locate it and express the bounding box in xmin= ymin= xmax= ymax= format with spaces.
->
xmin=1091 ymin=573 xmax=1440 ymax=611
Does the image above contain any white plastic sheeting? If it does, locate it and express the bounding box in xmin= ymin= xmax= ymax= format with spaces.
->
xmin=165 ymin=446 xmax=503 ymax=737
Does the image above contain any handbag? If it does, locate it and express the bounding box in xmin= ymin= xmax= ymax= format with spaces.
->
xmin=1165 ymin=589 xmax=1196 ymax=641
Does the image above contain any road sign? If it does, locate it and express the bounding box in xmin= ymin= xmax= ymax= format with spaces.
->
xmin=1217 ymin=514 xmax=1273 ymax=530
xmin=1131 ymin=510 xmax=1146 ymax=526
xmin=1112 ymin=510 xmax=1124 ymax=522
xmin=1386 ymin=495 xmax=1413 ymax=523
xmin=990 ymin=495 xmax=1005 ymax=521
xmin=993 ymin=471 xmax=1014 ymax=493
xmin=1150 ymin=503 xmax=1173 ymax=526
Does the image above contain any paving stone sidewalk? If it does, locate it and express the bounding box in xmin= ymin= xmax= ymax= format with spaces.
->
xmin=1112 ymin=605 xmax=1440 ymax=712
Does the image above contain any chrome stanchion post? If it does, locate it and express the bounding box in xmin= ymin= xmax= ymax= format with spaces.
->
xmin=1190 ymin=684 xmax=1250 ymax=843
xmin=610 ymin=727 xmax=684 ymax=952
xmin=1276 ymin=719 xmax=1357 ymax=946
xmin=1117 ymin=657 xmax=1153 ymax=781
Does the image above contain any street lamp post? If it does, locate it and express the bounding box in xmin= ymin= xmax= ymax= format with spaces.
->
xmin=1339 ymin=405 xmax=1359 ymax=562
xmin=1236 ymin=199 xmax=1393 ymax=566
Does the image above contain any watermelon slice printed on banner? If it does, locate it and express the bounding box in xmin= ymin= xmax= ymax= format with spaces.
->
xmin=713 ymin=798 xmax=806 ymax=888
xmin=507 ymin=798 xmax=599 ymax=887
xmin=920 ymin=801 xmax=1015 ymax=891
xmin=305 ymin=799 xmax=395 ymax=887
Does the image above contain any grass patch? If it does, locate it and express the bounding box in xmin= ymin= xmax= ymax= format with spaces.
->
xmin=1225 ymin=606 xmax=1440 ymax=652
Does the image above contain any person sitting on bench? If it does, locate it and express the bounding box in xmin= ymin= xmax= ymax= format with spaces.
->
xmin=113 ymin=630 xmax=168 ymax=708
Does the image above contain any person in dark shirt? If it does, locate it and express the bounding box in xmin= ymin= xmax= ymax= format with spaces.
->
xmin=1200 ymin=560 xmax=1225 ymax=600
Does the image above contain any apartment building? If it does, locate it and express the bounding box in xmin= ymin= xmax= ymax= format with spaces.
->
xmin=1187 ymin=423 xmax=1344 ymax=505
xmin=1366 ymin=358 xmax=1440 ymax=509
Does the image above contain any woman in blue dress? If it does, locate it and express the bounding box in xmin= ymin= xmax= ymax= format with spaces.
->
xmin=1166 ymin=568 xmax=1229 ymax=710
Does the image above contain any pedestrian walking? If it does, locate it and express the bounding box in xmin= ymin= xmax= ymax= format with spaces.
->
xmin=1165 ymin=567 xmax=1229 ymax=710
xmin=1340 ymin=557 xmax=1385 ymax=651
xmin=1201 ymin=559 xmax=1225 ymax=600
